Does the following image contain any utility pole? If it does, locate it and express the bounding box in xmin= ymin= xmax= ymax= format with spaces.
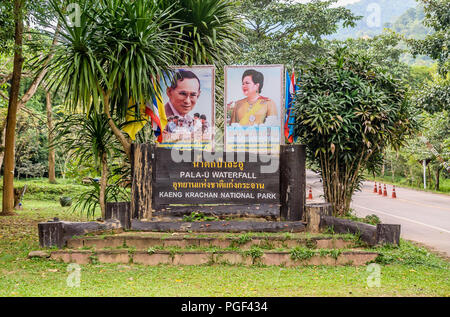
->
xmin=423 ymin=160 xmax=427 ymax=190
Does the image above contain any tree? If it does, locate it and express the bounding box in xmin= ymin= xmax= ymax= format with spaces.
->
xmin=293 ymin=46 xmax=417 ymax=216
xmin=1 ymin=0 xmax=24 ymax=215
xmin=408 ymin=0 xmax=450 ymax=77
xmin=45 ymin=88 xmax=56 ymax=183
xmin=1 ymin=0 xmax=61 ymax=214
xmin=235 ymin=0 xmax=358 ymax=67
xmin=413 ymin=72 xmax=450 ymax=113
xmin=404 ymin=111 xmax=450 ymax=190
xmin=53 ymin=113 xmax=119 ymax=218
xmin=40 ymin=0 xmax=241 ymax=160
xmin=334 ymin=32 xmax=410 ymax=81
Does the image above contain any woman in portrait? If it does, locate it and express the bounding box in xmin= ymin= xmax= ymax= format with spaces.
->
xmin=229 ymin=69 xmax=278 ymax=126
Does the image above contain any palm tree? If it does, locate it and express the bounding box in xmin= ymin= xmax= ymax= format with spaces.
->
xmin=53 ymin=112 xmax=119 ymax=218
xmin=159 ymin=0 xmax=242 ymax=66
xmin=38 ymin=0 xmax=182 ymax=160
xmin=35 ymin=0 xmax=243 ymax=218
xmin=38 ymin=0 xmax=242 ymax=156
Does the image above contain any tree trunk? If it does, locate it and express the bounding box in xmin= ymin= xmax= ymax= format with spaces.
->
xmin=46 ymin=90 xmax=56 ymax=183
xmin=0 ymin=123 xmax=6 ymax=172
xmin=102 ymin=91 xmax=131 ymax=160
xmin=427 ymin=164 xmax=432 ymax=189
xmin=99 ymin=152 xmax=108 ymax=219
xmin=1 ymin=0 xmax=24 ymax=216
xmin=435 ymin=166 xmax=442 ymax=191
xmin=391 ymin=158 xmax=394 ymax=182
xmin=0 ymin=22 xmax=60 ymax=174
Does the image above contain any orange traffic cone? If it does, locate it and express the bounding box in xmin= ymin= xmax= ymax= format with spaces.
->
xmin=378 ymin=184 xmax=382 ymax=195
xmin=308 ymin=187 xmax=313 ymax=200
xmin=373 ymin=182 xmax=378 ymax=193
xmin=383 ymin=184 xmax=388 ymax=197
xmin=392 ymin=185 xmax=397 ymax=199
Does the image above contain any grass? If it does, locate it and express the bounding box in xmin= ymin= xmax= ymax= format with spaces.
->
xmin=0 ymin=198 xmax=449 ymax=296
xmin=0 ymin=177 xmax=88 ymax=202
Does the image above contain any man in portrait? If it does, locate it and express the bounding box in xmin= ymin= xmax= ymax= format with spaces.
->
xmin=165 ymin=70 xmax=201 ymax=127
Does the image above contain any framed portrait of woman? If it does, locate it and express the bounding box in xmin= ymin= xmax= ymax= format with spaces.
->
xmin=158 ymin=65 xmax=215 ymax=151
xmin=224 ymin=65 xmax=284 ymax=154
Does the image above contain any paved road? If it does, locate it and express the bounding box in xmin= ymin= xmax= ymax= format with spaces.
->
xmin=306 ymin=170 xmax=450 ymax=257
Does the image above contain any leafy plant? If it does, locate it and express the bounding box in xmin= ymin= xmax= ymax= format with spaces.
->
xmin=69 ymin=178 xmax=128 ymax=220
xmin=234 ymin=233 xmax=253 ymax=246
xmin=52 ymin=112 xmax=121 ymax=218
xmin=244 ymin=246 xmax=263 ymax=261
xmin=294 ymin=45 xmax=417 ymax=216
xmin=182 ymin=212 xmax=218 ymax=222
xmin=290 ymin=247 xmax=315 ymax=261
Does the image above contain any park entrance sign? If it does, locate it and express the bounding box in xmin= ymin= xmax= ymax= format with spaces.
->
xmin=153 ymin=148 xmax=280 ymax=206
xmin=130 ymin=144 xmax=305 ymax=221
xmin=129 ymin=64 xmax=304 ymax=220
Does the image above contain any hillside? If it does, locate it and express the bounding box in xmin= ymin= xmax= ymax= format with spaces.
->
xmin=331 ymin=0 xmax=417 ymax=39
xmin=388 ymin=5 xmax=431 ymax=39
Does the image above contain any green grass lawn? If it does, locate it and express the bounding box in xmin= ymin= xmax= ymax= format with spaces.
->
xmin=0 ymin=198 xmax=449 ymax=297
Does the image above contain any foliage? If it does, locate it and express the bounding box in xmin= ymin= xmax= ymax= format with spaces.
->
xmin=244 ymin=246 xmax=263 ymax=261
xmin=389 ymin=4 xmax=432 ymax=40
xmin=69 ymin=179 xmax=129 ymax=219
xmin=373 ymin=240 xmax=448 ymax=268
xmin=412 ymin=73 xmax=450 ymax=113
xmin=408 ymin=0 xmax=450 ymax=76
xmin=234 ymin=0 xmax=358 ymax=67
xmin=343 ymin=210 xmax=381 ymax=225
xmin=37 ymin=0 xmax=241 ymax=122
xmin=294 ymin=46 xmax=417 ymax=215
xmin=378 ymin=110 xmax=450 ymax=190
xmin=14 ymin=106 xmax=47 ymax=178
xmin=331 ymin=32 xmax=410 ymax=81
xmin=52 ymin=113 xmax=118 ymax=170
xmin=159 ymin=0 xmax=241 ymax=67
xmin=290 ymin=247 xmax=315 ymax=261
xmin=35 ymin=0 xmax=177 ymax=122
xmin=0 ymin=178 xmax=86 ymax=201
xmin=182 ymin=212 xmax=218 ymax=222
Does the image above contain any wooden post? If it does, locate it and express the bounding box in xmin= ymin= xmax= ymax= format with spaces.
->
xmin=376 ymin=224 xmax=401 ymax=246
xmin=105 ymin=202 xmax=131 ymax=229
xmin=280 ymin=144 xmax=306 ymax=221
xmin=305 ymin=203 xmax=333 ymax=233
xmin=130 ymin=144 xmax=154 ymax=220
xmin=38 ymin=221 xmax=64 ymax=248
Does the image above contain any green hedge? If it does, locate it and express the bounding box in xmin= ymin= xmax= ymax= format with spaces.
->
xmin=0 ymin=178 xmax=87 ymax=202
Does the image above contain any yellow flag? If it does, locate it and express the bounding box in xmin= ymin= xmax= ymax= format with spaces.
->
xmin=122 ymin=99 xmax=148 ymax=141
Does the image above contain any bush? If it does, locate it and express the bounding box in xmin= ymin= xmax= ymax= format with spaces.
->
xmin=0 ymin=178 xmax=86 ymax=202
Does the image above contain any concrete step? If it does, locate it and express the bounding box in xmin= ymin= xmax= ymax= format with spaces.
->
xmin=48 ymin=249 xmax=378 ymax=266
xmin=67 ymin=232 xmax=357 ymax=250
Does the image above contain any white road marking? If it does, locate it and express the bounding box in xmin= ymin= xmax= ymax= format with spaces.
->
xmin=352 ymin=204 xmax=450 ymax=234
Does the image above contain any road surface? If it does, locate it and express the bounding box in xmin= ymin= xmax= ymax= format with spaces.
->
xmin=306 ymin=170 xmax=450 ymax=257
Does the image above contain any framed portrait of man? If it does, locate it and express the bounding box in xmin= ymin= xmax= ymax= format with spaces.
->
xmin=158 ymin=65 xmax=215 ymax=150
xmin=224 ymin=65 xmax=284 ymax=154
